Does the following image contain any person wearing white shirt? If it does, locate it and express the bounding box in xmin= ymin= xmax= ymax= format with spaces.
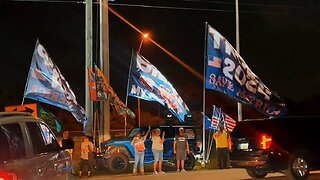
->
xmin=151 ymin=128 xmax=165 ymax=174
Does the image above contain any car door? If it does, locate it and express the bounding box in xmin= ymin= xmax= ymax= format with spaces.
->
xmin=26 ymin=122 xmax=71 ymax=180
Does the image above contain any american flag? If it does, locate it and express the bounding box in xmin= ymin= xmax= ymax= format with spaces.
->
xmin=205 ymin=105 xmax=237 ymax=132
xmin=222 ymin=113 xmax=236 ymax=132
xmin=211 ymin=106 xmax=221 ymax=130
xmin=208 ymin=57 xmax=222 ymax=68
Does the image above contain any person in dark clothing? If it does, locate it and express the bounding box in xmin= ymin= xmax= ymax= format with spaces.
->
xmin=174 ymin=127 xmax=190 ymax=173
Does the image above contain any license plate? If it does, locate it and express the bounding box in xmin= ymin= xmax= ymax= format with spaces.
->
xmin=238 ymin=143 xmax=249 ymax=150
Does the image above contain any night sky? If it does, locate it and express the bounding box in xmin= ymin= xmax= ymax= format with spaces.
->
xmin=1 ymin=0 xmax=320 ymax=122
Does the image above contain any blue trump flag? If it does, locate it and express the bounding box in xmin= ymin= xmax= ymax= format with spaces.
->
xmin=205 ymin=24 xmax=286 ymax=116
xmin=24 ymin=40 xmax=88 ymax=129
xmin=204 ymin=115 xmax=217 ymax=132
xmin=128 ymin=52 xmax=190 ymax=123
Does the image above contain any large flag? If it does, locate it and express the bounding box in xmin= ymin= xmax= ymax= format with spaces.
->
xmin=128 ymin=52 xmax=190 ymax=123
xmin=88 ymin=66 xmax=135 ymax=118
xmin=24 ymin=40 xmax=88 ymax=129
xmin=205 ymin=24 xmax=286 ymax=116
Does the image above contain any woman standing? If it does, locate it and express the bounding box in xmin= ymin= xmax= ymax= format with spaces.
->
xmin=131 ymin=126 xmax=151 ymax=175
xmin=151 ymin=128 xmax=165 ymax=174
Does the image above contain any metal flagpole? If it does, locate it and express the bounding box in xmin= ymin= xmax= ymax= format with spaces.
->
xmin=124 ymin=50 xmax=134 ymax=136
xmin=205 ymin=105 xmax=214 ymax=161
xmin=202 ymin=22 xmax=209 ymax=164
xmin=235 ymin=0 xmax=242 ymax=122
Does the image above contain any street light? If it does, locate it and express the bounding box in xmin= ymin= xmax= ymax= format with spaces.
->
xmin=137 ymin=33 xmax=149 ymax=128
xmin=138 ymin=33 xmax=149 ymax=53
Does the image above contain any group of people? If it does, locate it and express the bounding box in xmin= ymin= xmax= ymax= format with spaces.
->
xmin=58 ymin=124 xmax=230 ymax=177
xmin=131 ymin=126 xmax=190 ymax=175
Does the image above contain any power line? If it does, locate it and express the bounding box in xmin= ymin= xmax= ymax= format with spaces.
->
xmin=108 ymin=3 xmax=289 ymax=15
xmin=181 ymin=0 xmax=317 ymax=10
xmin=8 ymin=0 xmax=84 ymax=3
xmin=6 ymin=0 xmax=319 ymax=14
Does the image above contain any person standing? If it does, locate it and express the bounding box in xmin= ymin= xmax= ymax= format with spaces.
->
xmin=174 ymin=127 xmax=190 ymax=173
xmin=58 ymin=131 xmax=75 ymax=174
xmin=58 ymin=131 xmax=74 ymax=157
xmin=131 ymin=126 xmax=151 ymax=175
xmin=151 ymin=128 xmax=165 ymax=174
xmin=213 ymin=124 xmax=230 ymax=169
xmin=79 ymin=136 xmax=94 ymax=178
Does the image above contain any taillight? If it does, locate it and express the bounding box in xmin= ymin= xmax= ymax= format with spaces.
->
xmin=0 ymin=171 xmax=21 ymax=180
xmin=260 ymin=135 xmax=272 ymax=149
xmin=228 ymin=136 xmax=232 ymax=151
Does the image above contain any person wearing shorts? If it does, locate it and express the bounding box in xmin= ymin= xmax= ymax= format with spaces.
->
xmin=151 ymin=128 xmax=165 ymax=174
xmin=174 ymin=127 xmax=190 ymax=173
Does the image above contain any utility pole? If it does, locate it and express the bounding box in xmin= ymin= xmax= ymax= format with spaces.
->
xmin=236 ymin=0 xmax=242 ymax=122
xmin=99 ymin=0 xmax=111 ymax=141
xmin=85 ymin=0 xmax=93 ymax=135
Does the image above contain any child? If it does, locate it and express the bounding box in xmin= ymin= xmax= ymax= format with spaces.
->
xmin=131 ymin=126 xmax=151 ymax=175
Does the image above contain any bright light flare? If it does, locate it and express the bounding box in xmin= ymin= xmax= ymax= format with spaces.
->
xmin=108 ymin=7 xmax=203 ymax=81
xmin=143 ymin=34 xmax=149 ymax=38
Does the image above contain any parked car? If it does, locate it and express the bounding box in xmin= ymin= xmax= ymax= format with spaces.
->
xmin=99 ymin=125 xmax=198 ymax=173
xmin=0 ymin=112 xmax=72 ymax=180
xmin=230 ymin=116 xmax=320 ymax=180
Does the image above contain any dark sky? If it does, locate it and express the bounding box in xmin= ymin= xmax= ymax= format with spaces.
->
xmin=1 ymin=0 xmax=320 ymax=117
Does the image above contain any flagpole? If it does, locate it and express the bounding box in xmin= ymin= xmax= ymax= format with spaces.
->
xmin=202 ymin=22 xmax=208 ymax=163
xmin=235 ymin=0 xmax=242 ymax=122
xmin=124 ymin=50 xmax=134 ymax=136
xmin=205 ymin=105 xmax=214 ymax=162
xmin=22 ymin=40 xmax=39 ymax=105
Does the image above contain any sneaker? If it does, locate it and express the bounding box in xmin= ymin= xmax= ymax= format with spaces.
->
xmin=158 ymin=171 xmax=166 ymax=174
xmin=176 ymin=169 xmax=180 ymax=173
xmin=153 ymin=171 xmax=158 ymax=175
xmin=181 ymin=169 xmax=187 ymax=173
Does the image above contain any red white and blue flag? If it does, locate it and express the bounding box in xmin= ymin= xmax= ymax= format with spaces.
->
xmin=128 ymin=52 xmax=190 ymax=123
xmin=205 ymin=23 xmax=286 ymax=117
xmin=205 ymin=105 xmax=236 ymax=132
xmin=23 ymin=40 xmax=88 ymax=129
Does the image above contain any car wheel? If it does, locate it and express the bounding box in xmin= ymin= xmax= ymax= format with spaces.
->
xmin=286 ymin=155 xmax=309 ymax=180
xmin=246 ymin=166 xmax=268 ymax=179
xmin=184 ymin=153 xmax=196 ymax=170
xmin=107 ymin=153 xmax=129 ymax=173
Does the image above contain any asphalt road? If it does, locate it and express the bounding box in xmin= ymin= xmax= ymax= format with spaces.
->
xmin=85 ymin=169 xmax=320 ymax=180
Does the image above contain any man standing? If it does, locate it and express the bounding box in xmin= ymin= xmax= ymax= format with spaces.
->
xmin=58 ymin=131 xmax=75 ymax=174
xmin=174 ymin=127 xmax=189 ymax=173
xmin=58 ymin=131 xmax=74 ymax=156
xmin=213 ymin=124 xmax=230 ymax=169
xmin=79 ymin=136 xmax=94 ymax=178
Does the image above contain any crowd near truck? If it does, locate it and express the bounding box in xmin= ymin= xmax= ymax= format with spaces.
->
xmin=99 ymin=125 xmax=198 ymax=173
